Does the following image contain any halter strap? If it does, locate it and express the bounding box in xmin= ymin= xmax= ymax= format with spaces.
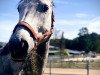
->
xmin=13 ymin=11 xmax=54 ymax=48
xmin=14 ymin=21 xmax=38 ymax=39
xmin=13 ymin=21 xmax=54 ymax=43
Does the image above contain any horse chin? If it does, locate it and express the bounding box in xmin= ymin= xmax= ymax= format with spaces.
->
xmin=9 ymin=38 xmax=29 ymax=61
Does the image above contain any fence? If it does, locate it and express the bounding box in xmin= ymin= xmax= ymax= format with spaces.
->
xmin=43 ymin=55 xmax=100 ymax=75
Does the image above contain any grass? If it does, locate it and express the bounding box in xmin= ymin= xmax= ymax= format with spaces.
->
xmin=46 ymin=61 xmax=100 ymax=69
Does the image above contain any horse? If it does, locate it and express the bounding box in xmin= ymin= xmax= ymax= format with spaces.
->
xmin=0 ymin=0 xmax=54 ymax=75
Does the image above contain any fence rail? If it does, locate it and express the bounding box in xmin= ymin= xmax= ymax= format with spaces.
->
xmin=43 ymin=56 xmax=100 ymax=75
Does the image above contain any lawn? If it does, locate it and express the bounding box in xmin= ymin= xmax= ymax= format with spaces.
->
xmin=46 ymin=61 xmax=100 ymax=69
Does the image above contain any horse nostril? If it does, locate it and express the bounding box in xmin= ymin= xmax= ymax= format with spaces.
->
xmin=21 ymin=39 xmax=29 ymax=57
xmin=9 ymin=38 xmax=28 ymax=61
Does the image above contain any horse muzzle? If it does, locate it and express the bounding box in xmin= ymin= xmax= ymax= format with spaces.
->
xmin=8 ymin=38 xmax=28 ymax=61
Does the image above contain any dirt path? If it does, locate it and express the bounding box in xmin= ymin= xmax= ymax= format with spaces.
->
xmin=43 ymin=68 xmax=100 ymax=75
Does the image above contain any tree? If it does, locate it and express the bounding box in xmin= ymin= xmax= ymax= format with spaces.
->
xmin=78 ymin=27 xmax=89 ymax=36
xmin=50 ymin=28 xmax=100 ymax=53
xmin=50 ymin=29 xmax=60 ymax=47
xmin=90 ymin=33 xmax=100 ymax=52
xmin=59 ymin=32 xmax=65 ymax=67
xmin=53 ymin=29 xmax=60 ymax=39
xmin=59 ymin=32 xmax=65 ymax=50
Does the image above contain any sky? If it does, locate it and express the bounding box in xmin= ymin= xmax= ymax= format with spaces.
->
xmin=0 ymin=0 xmax=100 ymax=42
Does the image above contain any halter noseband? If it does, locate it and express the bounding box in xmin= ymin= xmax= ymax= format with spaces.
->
xmin=13 ymin=21 xmax=53 ymax=42
xmin=13 ymin=13 xmax=54 ymax=46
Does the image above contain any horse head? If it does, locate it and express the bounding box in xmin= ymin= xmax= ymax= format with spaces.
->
xmin=8 ymin=0 xmax=54 ymax=61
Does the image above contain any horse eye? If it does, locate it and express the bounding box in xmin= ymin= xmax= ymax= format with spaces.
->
xmin=36 ymin=3 xmax=49 ymax=13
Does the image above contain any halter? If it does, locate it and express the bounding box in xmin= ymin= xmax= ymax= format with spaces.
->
xmin=13 ymin=12 xmax=54 ymax=48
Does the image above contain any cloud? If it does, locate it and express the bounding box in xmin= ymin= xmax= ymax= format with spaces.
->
xmin=75 ymin=13 xmax=89 ymax=18
xmin=55 ymin=19 xmax=89 ymax=26
xmin=87 ymin=16 xmax=100 ymax=34
xmin=54 ymin=19 xmax=88 ymax=39
xmin=64 ymin=31 xmax=78 ymax=39
xmin=54 ymin=17 xmax=100 ymax=39
xmin=0 ymin=20 xmax=16 ymax=42
xmin=0 ymin=13 xmax=18 ymax=18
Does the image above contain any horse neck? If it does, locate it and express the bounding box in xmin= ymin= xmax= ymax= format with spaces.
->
xmin=23 ymin=42 xmax=49 ymax=75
